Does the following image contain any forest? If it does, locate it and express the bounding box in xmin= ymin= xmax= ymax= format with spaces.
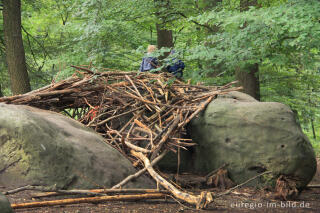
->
xmin=0 ymin=0 xmax=319 ymax=153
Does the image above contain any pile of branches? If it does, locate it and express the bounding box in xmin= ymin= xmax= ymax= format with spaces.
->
xmin=0 ymin=65 xmax=242 ymax=209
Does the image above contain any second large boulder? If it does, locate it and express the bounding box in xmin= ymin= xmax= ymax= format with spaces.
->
xmin=186 ymin=92 xmax=316 ymax=188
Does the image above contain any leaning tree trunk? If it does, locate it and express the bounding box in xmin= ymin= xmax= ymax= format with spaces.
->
xmin=235 ymin=0 xmax=260 ymax=100
xmin=3 ymin=0 xmax=31 ymax=95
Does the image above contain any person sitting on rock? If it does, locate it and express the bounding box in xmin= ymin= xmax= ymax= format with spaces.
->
xmin=166 ymin=50 xmax=185 ymax=79
xmin=139 ymin=45 xmax=159 ymax=72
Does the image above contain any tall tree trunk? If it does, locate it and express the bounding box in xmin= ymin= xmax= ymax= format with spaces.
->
xmin=311 ymin=118 xmax=316 ymax=139
xmin=235 ymin=0 xmax=260 ymax=100
xmin=235 ymin=64 xmax=260 ymax=100
xmin=154 ymin=0 xmax=174 ymax=60
xmin=240 ymin=0 xmax=258 ymax=11
xmin=0 ymin=84 xmax=3 ymax=97
xmin=156 ymin=25 xmax=173 ymax=51
xmin=3 ymin=0 xmax=31 ymax=95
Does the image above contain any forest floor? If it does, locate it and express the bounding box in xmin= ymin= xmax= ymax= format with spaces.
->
xmin=5 ymin=158 xmax=320 ymax=213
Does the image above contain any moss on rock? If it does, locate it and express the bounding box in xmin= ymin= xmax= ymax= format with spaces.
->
xmin=0 ymin=103 xmax=154 ymax=189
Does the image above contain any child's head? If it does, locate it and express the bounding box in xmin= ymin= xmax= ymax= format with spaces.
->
xmin=147 ymin=45 xmax=157 ymax=53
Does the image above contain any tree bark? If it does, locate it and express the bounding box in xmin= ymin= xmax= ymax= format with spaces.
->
xmin=240 ymin=0 xmax=258 ymax=11
xmin=0 ymin=84 xmax=3 ymax=97
xmin=235 ymin=64 xmax=260 ymax=100
xmin=235 ymin=0 xmax=260 ymax=100
xmin=156 ymin=25 xmax=173 ymax=51
xmin=3 ymin=0 xmax=31 ymax=95
xmin=155 ymin=0 xmax=174 ymax=59
xmin=311 ymin=118 xmax=316 ymax=139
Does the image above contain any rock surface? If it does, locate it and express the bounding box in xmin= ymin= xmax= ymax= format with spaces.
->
xmin=186 ymin=91 xmax=317 ymax=188
xmin=0 ymin=103 xmax=154 ymax=189
xmin=0 ymin=192 xmax=13 ymax=213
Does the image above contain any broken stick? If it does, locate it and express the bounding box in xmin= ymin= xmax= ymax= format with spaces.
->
xmin=215 ymin=171 xmax=272 ymax=198
xmin=11 ymin=193 xmax=166 ymax=209
xmin=32 ymin=189 xmax=168 ymax=198
xmin=150 ymin=116 xmax=180 ymax=161
xmin=112 ymin=150 xmax=168 ymax=189
xmin=131 ymin=150 xmax=213 ymax=209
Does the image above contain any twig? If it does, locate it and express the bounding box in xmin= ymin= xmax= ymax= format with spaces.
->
xmin=215 ymin=171 xmax=272 ymax=198
xmin=94 ymin=107 xmax=142 ymax=126
xmin=111 ymin=150 xmax=168 ymax=189
xmin=205 ymin=164 xmax=228 ymax=178
xmin=179 ymin=96 xmax=214 ymax=128
xmin=5 ymin=185 xmax=104 ymax=196
xmin=306 ymin=184 xmax=320 ymax=188
xmin=71 ymin=65 xmax=95 ymax=74
xmin=5 ymin=185 xmax=54 ymax=195
xmin=124 ymin=140 xmax=151 ymax=154
xmin=150 ymin=116 xmax=180 ymax=160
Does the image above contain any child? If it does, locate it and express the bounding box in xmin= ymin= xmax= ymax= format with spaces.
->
xmin=139 ymin=45 xmax=159 ymax=72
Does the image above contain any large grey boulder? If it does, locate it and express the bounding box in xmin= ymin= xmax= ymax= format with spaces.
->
xmin=0 ymin=103 xmax=154 ymax=189
xmin=186 ymin=91 xmax=317 ymax=188
xmin=0 ymin=192 xmax=13 ymax=213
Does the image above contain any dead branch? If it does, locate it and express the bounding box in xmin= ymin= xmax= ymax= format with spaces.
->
xmin=31 ymin=189 xmax=169 ymax=198
xmin=307 ymin=184 xmax=320 ymax=188
xmin=131 ymin=150 xmax=213 ymax=209
xmin=5 ymin=185 xmax=58 ymax=195
xmin=179 ymin=96 xmax=214 ymax=128
xmin=112 ymin=150 xmax=169 ymax=189
xmin=71 ymin=65 xmax=95 ymax=74
xmin=205 ymin=163 xmax=228 ymax=178
xmin=215 ymin=171 xmax=272 ymax=198
xmin=5 ymin=185 xmax=103 ymax=197
xmin=11 ymin=193 xmax=167 ymax=209
xmin=150 ymin=116 xmax=180 ymax=160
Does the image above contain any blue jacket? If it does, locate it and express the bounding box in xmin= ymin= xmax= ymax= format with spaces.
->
xmin=167 ymin=59 xmax=185 ymax=77
xmin=139 ymin=57 xmax=158 ymax=72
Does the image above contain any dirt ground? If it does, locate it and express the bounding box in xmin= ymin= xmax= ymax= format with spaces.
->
xmin=4 ymin=159 xmax=320 ymax=213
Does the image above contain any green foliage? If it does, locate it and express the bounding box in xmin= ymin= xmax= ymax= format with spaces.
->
xmin=186 ymin=0 xmax=320 ymax=152
xmin=189 ymin=0 xmax=320 ymax=70
xmin=0 ymin=9 xmax=10 ymax=96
